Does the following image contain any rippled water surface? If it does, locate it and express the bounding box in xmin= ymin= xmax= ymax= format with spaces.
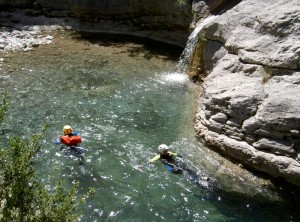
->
xmin=1 ymin=30 xmax=300 ymax=221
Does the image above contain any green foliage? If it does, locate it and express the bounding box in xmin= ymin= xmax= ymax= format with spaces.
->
xmin=0 ymin=92 xmax=8 ymax=124
xmin=0 ymin=94 xmax=92 ymax=221
xmin=176 ymin=0 xmax=188 ymax=6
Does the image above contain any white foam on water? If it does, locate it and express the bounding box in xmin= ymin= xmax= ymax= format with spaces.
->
xmin=158 ymin=72 xmax=188 ymax=84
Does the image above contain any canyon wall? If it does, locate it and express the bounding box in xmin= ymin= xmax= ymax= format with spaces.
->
xmin=0 ymin=0 xmax=194 ymax=47
xmin=0 ymin=0 xmax=239 ymax=47
xmin=191 ymin=0 xmax=300 ymax=186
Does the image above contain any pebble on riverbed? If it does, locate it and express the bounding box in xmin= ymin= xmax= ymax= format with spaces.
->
xmin=0 ymin=26 xmax=54 ymax=52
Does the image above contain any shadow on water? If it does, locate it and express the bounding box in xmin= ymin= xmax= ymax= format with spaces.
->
xmin=72 ymin=31 xmax=183 ymax=61
xmin=199 ymin=189 xmax=300 ymax=222
xmin=208 ymin=179 xmax=300 ymax=221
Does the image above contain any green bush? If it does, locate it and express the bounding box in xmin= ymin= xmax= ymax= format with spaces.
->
xmin=0 ymin=93 xmax=92 ymax=221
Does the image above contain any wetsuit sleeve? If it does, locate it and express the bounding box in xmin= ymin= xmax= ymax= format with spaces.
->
xmin=168 ymin=151 xmax=177 ymax=157
xmin=149 ymin=154 xmax=161 ymax=163
xmin=72 ymin=131 xmax=79 ymax=136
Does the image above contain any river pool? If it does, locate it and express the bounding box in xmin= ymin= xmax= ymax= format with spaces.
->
xmin=0 ymin=30 xmax=299 ymax=222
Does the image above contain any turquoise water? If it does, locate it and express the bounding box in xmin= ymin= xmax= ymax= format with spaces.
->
xmin=1 ymin=31 xmax=300 ymax=221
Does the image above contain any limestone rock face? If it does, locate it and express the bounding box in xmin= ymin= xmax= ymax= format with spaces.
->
xmin=193 ymin=0 xmax=300 ymax=185
xmin=0 ymin=0 xmax=193 ymax=46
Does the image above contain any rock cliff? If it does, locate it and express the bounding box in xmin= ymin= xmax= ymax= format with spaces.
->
xmin=191 ymin=0 xmax=300 ymax=186
xmin=0 ymin=0 xmax=193 ymax=47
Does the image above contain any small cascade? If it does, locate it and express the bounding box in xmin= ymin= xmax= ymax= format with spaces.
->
xmin=177 ymin=16 xmax=216 ymax=72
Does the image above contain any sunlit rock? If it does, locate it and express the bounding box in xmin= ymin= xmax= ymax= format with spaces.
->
xmin=193 ymin=0 xmax=300 ymax=186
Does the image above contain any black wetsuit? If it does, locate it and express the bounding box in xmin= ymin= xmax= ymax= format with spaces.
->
xmin=160 ymin=153 xmax=176 ymax=164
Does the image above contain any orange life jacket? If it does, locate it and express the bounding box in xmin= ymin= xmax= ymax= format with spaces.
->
xmin=60 ymin=135 xmax=82 ymax=146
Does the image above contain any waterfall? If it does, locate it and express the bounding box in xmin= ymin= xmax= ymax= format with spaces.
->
xmin=177 ymin=15 xmax=216 ymax=72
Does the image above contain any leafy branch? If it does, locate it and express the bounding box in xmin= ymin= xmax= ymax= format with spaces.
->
xmin=0 ymin=93 xmax=93 ymax=221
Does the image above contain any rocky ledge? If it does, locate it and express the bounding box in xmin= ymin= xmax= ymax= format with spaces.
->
xmin=192 ymin=0 xmax=300 ymax=186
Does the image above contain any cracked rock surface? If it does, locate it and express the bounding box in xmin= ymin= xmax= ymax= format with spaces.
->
xmin=193 ymin=0 xmax=300 ymax=185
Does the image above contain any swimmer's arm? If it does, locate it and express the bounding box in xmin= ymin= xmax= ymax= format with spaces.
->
xmin=168 ymin=151 xmax=177 ymax=157
xmin=149 ymin=154 xmax=161 ymax=163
